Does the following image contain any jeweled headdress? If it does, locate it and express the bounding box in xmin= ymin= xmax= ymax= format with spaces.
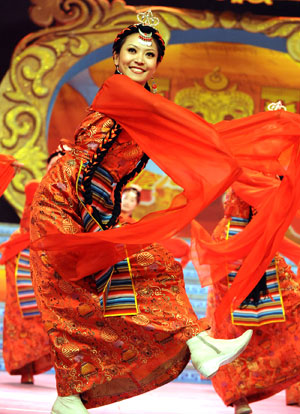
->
xmin=137 ymin=9 xmax=159 ymax=47
xmin=267 ymin=100 xmax=287 ymax=111
xmin=137 ymin=9 xmax=160 ymax=28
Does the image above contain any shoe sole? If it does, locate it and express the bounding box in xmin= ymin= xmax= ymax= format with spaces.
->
xmin=235 ymin=406 xmax=252 ymax=414
xmin=197 ymin=331 xmax=253 ymax=379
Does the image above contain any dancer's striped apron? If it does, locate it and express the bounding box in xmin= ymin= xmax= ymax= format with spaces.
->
xmin=76 ymin=161 xmax=138 ymax=317
xmin=16 ymin=248 xmax=41 ymax=318
xmin=226 ymin=216 xmax=285 ymax=326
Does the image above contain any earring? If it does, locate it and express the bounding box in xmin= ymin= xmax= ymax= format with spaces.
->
xmin=152 ymin=78 xmax=157 ymax=94
xmin=116 ymin=65 xmax=123 ymax=75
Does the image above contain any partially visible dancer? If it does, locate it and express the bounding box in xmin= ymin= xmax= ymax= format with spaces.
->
xmin=285 ymin=253 xmax=300 ymax=407
xmin=30 ymin=14 xmax=253 ymax=414
xmin=0 ymin=145 xmax=66 ymax=196
xmin=0 ymin=148 xmax=67 ymax=384
xmin=120 ymin=184 xmax=142 ymax=222
xmin=201 ymin=186 xmax=300 ymax=414
xmin=0 ymin=154 xmax=23 ymax=195
xmin=1 ymin=180 xmax=52 ymax=384
xmin=121 ymin=184 xmax=191 ymax=267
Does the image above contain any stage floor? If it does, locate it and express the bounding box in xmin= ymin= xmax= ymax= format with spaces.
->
xmin=1 ymin=371 xmax=300 ymax=414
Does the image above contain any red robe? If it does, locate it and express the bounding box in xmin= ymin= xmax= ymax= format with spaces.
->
xmin=2 ymin=181 xmax=52 ymax=377
xmin=30 ymin=111 xmax=208 ymax=409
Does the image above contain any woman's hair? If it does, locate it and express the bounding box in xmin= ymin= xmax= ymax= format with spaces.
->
xmin=113 ymin=24 xmax=165 ymax=63
xmin=81 ymin=118 xmax=149 ymax=230
xmin=111 ymin=154 xmax=149 ymax=226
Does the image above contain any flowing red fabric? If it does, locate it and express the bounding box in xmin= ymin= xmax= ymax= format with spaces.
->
xmin=31 ymin=76 xmax=300 ymax=319
xmin=231 ymin=169 xmax=279 ymax=209
xmin=160 ymin=238 xmax=190 ymax=268
xmin=215 ymin=111 xmax=300 ymax=175
xmin=191 ymin=221 xmax=300 ymax=286
xmin=0 ymin=154 xmax=15 ymax=196
xmin=32 ymin=75 xmax=241 ymax=279
xmin=192 ymin=143 xmax=300 ymax=322
xmin=0 ymin=233 xmax=30 ymax=264
xmin=0 ymin=180 xmax=39 ymax=264
xmin=279 ymin=237 xmax=300 ymax=265
xmin=233 ymin=171 xmax=300 ymax=264
xmin=191 ymin=220 xmax=219 ymax=287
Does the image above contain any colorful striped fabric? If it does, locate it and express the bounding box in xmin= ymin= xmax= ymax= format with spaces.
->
xmin=227 ymin=217 xmax=285 ymax=326
xmin=76 ymin=162 xmax=138 ymax=317
xmin=77 ymin=161 xmax=114 ymax=232
xmin=15 ymin=248 xmax=41 ymax=318
xmin=99 ymin=259 xmax=138 ymax=317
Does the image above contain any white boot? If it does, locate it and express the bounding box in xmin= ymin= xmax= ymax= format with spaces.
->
xmin=51 ymin=394 xmax=89 ymax=414
xmin=187 ymin=329 xmax=253 ymax=379
xmin=234 ymin=398 xmax=252 ymax=414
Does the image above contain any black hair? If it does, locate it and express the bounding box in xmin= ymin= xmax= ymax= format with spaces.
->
xmin=241 ymin=206 xmax=268 ymax=307
xmin=47 ymin=150 xmax=65 ymax=165
xmin=111 ymin=154 xmax=149 ymax=226
xmin=81 ymin=119 xmax=149 ymax=230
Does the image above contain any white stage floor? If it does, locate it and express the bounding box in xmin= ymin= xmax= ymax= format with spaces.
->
xmin=1 ymin=371 xmax=300 ymax=414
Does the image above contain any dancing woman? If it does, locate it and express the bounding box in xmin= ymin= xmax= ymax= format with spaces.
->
xmin=1 ymin=149 xmax=68 ymax=384
xmin=0 ymin=154 xmax=23 ymax=196
xmin=30 ymin=15 xmax=252 ymax=414
xmin=1 ymin=181 xmax=52 ymax=384
xmin=201 ymin=185 xmax=300 ymax=414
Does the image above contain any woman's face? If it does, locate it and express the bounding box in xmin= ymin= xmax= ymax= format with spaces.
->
xmin=113 ymin=32 xmax=159 ymax=86
xmin=121 ymin=190 xmax=138 ymax=215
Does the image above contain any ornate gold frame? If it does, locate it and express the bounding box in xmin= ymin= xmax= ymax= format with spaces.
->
xmin=227 ymin=0 xmax=273 ymax=4
xmin=1 ymin=0 xmax=300 ymax=214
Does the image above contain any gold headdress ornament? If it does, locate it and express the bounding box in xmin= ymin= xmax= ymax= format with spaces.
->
xmin=267 ymin=100 xmax=287 ymax=111
xmin=137 ymin=9 xmax=160 ymax=28
xmin=136 ymin=9 xmax=159 ymax=47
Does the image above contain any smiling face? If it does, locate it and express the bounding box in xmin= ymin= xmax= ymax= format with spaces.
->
xmin=113 ymin=32 xmax=159 ymax=86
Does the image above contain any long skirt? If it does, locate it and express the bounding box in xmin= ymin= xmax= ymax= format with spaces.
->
xmin=3 ymin=255 xmax=52 ymax=376
xmin=30 ymin=156 xmax=208 ymax=409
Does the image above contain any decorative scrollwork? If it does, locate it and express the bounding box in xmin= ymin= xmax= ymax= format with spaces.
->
xmin=230 ymin=0 xmax=273 ymax=4
xmin=287 ymin=30 xmax=300 ymax=63
xmin=30 ymin=0 xmax=91 ymax=27
xmin=174 ymin=68 xmax=254 ymax=124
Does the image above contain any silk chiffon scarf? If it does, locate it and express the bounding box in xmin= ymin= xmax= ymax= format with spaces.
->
xmin=0 ymin=154 xmax=15 ymax=196
xmin=32 ymin=75 xmax=300 ymax=320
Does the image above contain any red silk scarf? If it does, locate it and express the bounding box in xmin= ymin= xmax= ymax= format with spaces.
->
xmin=32 ymin=75 xmax=300 ymax=321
